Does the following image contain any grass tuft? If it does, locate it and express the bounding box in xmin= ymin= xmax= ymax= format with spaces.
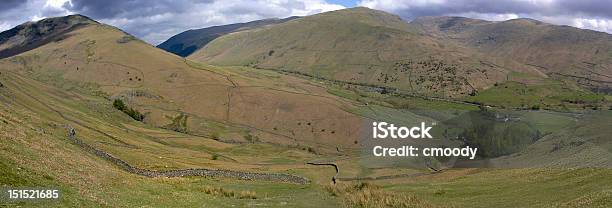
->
xmin=202 ymin=186 xmax=257 ymax=199
xmin=324 ymin=182 xmax=439 ymax=208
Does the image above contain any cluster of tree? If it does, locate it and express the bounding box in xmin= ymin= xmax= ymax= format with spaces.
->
xmin=113 ymin=99 xmax=144 ymax=121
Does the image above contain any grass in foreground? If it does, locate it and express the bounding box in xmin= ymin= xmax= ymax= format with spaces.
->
xmin=386 ymin=168 xmax=612 ymax=208
xmin=324 ymin=183 xmax=439 ymax=208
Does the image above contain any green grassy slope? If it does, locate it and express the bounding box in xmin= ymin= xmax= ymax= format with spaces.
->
xmin=388 ymin=168 xmax=612 ymax=208
xmin=0 ymin=70 xmax=340 ymax=207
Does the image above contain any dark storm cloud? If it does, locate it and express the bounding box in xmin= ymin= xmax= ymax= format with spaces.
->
xmin=60 ymin=0 xmax=345 ymax=44
xmin=65 ymin=0 xmax=206 ymax=19
xmin=0 ymin=0 xmax=26 ymax=12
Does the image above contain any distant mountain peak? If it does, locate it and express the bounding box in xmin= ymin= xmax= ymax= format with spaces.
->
xmin=22 ymin=14 xmax=98 ymax=27
xmin=157 ymin=17 xmax=298 ymax=57
xmin=319 ymin=6 xmax=406 ymax=22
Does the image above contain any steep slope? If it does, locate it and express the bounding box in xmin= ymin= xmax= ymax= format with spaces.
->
xmin=189 ymin=7 xmax=542 ymax=98
xmin=412 ymin=16 xmax=612 ymax=93
xmin=158 ymin=17 xmax=298 ymax=57
xmin=0 ymin=14 xmax=97 ymax=59
xmin=0 ymin=15 xmax=366 ymax=152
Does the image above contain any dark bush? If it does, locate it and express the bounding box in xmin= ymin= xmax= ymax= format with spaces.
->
xmin=113 ymin=99 xmax=144 ymax=121
xmin=113 ymin=99 xmax=126 ymax=111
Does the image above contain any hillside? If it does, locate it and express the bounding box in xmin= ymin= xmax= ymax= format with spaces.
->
xmin=0 ymin=15 xmax=369 ymax=150
xmin=412 ymin=16 xmax=612 ymax=93
xmin=189 ymin=7 xmax=551 ymax=98
xmin=0 ymin=59 xmax=340 ymax=207
xmin=158 ymin=17 xmax=298 ymax=57
xmin=187 ymin=7 xmax=612 ymax=109
xmin=0 ymin=14 xmax=369 ymax=204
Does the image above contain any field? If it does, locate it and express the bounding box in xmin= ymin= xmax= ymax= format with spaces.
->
xmin=465 ymin=74 xmax=608 ymax=111
xmin=1 ymin=13 xmax=612 ymax=207
xmin=3 ymin=57 xmax=612 ymax=207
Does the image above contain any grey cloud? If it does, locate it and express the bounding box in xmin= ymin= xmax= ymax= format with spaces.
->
xmin=0 ymin=0 xmax=66 ymax=32
xmin=60 ymin=0 xmax=331 ymax=44
xmin=65 ymin=0 xmax=207 ymax=19
xmin=556 ymin=0 xmax=612 ymax=18
xmin=218 ymin=2 xmax=289 ymax=17
xmin=0 ymin=0 xmax=25 ymax=12
xmin=402 ymin=0 xmax=538 ymax=18
xmin=1 ymin=0 xmax=344 ymax=44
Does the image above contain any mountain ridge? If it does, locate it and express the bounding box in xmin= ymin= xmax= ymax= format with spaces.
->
xmin=188 ymin=7 xmax=534 ymax=97
xmin=157 ymin=17 xmax=299 ymax=57
xmin=187 ymin=7 xmax=612 ymax=97
xmin=412 ymin=14 xmax=612 ymax=92
xmin=0 ymin=14 xmax=98 ymax=59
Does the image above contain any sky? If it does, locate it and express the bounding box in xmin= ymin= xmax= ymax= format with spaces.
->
xmin=0 ymin=0 xmax=611 ymax=45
